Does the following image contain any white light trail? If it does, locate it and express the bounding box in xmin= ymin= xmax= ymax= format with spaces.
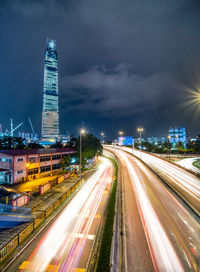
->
xmin=119 ymin=151 xmax=184 ymax=272
xmin=26 ymin=157 xmax=112 ymax=272
xmin=120 ymin=146 xmax=200 ymax=209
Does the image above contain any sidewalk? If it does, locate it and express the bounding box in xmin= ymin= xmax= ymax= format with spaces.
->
xmin=13 ymin=174 xmax=63 ymax=193
xmin=0 ymin=168 xmax=97 ymax=251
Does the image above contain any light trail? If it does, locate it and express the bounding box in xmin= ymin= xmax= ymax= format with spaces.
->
xmin=118 ymin=150 xmax=185 ymax=272
xmin=118 ymin=146 xmax=200 ymax=214
xmin=20 ymin=157 xmax=113 ymax=272
xmin=176 ymin=157 xmax=200 ymax=174
xmin=110 ymin=147 xmax=200 ymax=271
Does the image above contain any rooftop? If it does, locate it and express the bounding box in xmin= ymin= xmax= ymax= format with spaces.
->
xmin=0 ymin=148 xmax=75 ymax=156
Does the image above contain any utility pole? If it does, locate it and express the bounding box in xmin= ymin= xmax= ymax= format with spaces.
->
xmin=80 ymin=129 xmax=85 ymax=180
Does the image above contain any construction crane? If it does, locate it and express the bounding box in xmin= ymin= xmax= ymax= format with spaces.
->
xmin=10 ymin=118 xmax=23 ymax=137
xmin=28 ymin=117 xmax=35 ymax=136
xmin=28 ymin=117 xmax=38 ymax=139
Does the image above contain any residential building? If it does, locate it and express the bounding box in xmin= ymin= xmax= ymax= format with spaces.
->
xmin=147 ymin=136 xmax=158 ymax=145
xmin=160 ymin=136 xmax=167 ymax=144
xmin=0 ymin=148 xmax=75 ymax=185
xmin=42 ymin=39 xmax=59 ymax=140
xmin=168 ymin=127 xmax=187 ymax=148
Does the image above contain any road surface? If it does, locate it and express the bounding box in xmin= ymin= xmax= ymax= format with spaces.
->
xmin=120 ymin=146 xmax=200 ymax=216
xmin=4 ymin=157 xmax=114 ymax=272
xmin=106 ymin=147 xmax=200 ymax=272
xmin=176 ymin=157 xmax=200 ymax=175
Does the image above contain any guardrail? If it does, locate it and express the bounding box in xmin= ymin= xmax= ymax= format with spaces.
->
xmin=0 ymin=178 xmax=84 ymax=262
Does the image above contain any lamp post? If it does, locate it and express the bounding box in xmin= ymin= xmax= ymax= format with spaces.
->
xmin=101 ymin=132 xmax=105 ymax=144
xmin=137 ymin=128 xmax=144 ymax=147
xmin=118 ymin=131 xmax=124 ymax=149
xmin=80 ymin=129 xmax=85 ymax=181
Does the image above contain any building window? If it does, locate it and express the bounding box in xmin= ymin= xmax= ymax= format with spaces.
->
xmin=28 ymin=168 xmax=39 ymax=175
xmin=29 ymin=157 xmax=37 ymax=163
xmin=0 ymin=158 xmax=12 ymax=162
xmin=17 ymin=158 xmax=24 ymax=162
xmin=52 ymin=154 xmax=61 ymax=160
xmin=40 ymin=156 xmax=51 ymax=162
xmin=40 ymin=165 xmax=51 ymax=173
xmin=17 ymin=170 xmax=23 ymax=174
xmin=52 ymin=163 xmax=61 ymax=170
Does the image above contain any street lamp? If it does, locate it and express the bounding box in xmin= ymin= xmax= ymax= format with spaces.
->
xmin=101 ymin=132 xmax=105 ymax=144
xmin=80 ymin=128 xmax=85 ymax=180
xmin=118 ymin=131 xmax=124 ymax=148
xmin=137 ymin=128 xmax=144 ymax=146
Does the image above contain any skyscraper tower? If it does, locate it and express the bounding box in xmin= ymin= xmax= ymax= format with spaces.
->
xmin=41 ymin=39 xmax=59 ymax=140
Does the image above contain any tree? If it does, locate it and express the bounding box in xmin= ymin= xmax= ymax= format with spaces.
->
xmin=142 ymin=142 xmax=155 ymax=152
xmin=27 ymin=142 xmax=44 ymax=149
xmin=0 ymin=136 xmax=26 ymax=150
xmin=50 ymin=141 xmax=63 ymax=148
xmin=162 ymin=142 xmax=172 ymax=151
xmin=60 ymin=155 xmax=71 ymax=171
xmin=66 ymin=135 xmax=77 ymax=148
xmin=76 ymin=134 xmax=102 ymax=166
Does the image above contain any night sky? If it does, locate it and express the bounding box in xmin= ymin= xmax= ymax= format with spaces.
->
xmin=0 ymin=0 xmax=200 ymax=139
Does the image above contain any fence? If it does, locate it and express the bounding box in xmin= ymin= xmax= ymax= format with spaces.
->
xmin=0 ymin=178 xmax=84 ymax=263
xmin=39 ymin=173 xmax=70 ymax=195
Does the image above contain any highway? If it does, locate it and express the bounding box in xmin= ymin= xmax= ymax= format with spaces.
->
xmin=4 ymin=157 xmax=114 ymax=272
xmin=176 ymin=157 xmax=200 ymax=175
xmin=120 ymin=146 xmax=200 ymax=216
xmin=106 ymin=147 xmax=200 ymax=272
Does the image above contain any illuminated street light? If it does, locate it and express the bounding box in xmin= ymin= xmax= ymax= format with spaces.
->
xmin=119 ymin=131 xmax=124 ymax=136
xmin=101 ymin=132 xmax=105 ymax=144
xmin=80 ymin=128 xmax=85 ymax=180
xmin=137 ymin=127 xmax=144 ymax=145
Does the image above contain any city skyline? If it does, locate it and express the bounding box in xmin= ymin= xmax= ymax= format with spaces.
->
xmin=0 ymin=2 xmax=200 ymax=272
xmin=0 ymin=1 xmax=200 ymax=138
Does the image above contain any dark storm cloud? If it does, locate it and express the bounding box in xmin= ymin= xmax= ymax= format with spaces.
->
xmin=0 ymin=0 xmax=200 ymax=138
xmin=61 ymin=64 xmax=178 ymax=117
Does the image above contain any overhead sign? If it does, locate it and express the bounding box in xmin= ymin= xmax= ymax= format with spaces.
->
xmin=118 ymin=136 xmax=133 ymax=146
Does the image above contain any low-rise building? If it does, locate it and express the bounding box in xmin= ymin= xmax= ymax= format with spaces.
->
xmin=147 ymin=136 xmax=158 ymax=145
xmin=0 ymin=148 xmax=75 ymax=185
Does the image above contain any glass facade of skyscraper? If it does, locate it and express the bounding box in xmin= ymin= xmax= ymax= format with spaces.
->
xmin=42 ymin=39 xmax=59 ymax=139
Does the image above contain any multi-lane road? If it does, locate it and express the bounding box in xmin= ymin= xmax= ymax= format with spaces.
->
xmin=106 ymin=147 xmax=200 ymax=272
xmin=2 ymin=147 xmax=200 ymax=272
xmin=176 ymin=157 xmax=200 ymax=175
xmin=4 ymin=157 xmax=114 ymax=272
xmin=120 ymin=146 xmax=200 ymax=216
